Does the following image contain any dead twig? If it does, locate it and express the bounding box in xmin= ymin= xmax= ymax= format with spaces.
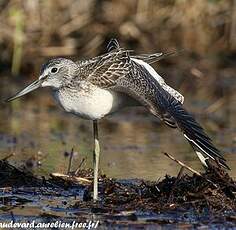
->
xmin=50 ymin=172 xmax=91 ymax=185
xmin=1 ymin=153 xmax=15 ymax=161
xmin=67 ymin=148 xmax=74 ymax=174
xmin=74 ymin=157 xmax=87 ymax=176
xmin=163 ymin=152 xmax=218 ymax=188
xmin=168 ymin=166 xmax=185 ymax=203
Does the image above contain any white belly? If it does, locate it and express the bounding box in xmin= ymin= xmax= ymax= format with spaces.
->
xmin=53 ymin=82 xmax=135 ymax=120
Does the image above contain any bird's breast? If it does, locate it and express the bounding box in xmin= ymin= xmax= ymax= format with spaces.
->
xmin=53 ymin=82 xmax=134 ymax=120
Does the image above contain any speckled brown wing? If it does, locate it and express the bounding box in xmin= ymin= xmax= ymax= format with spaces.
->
xmin=120 ymin=62 xmax=229 ymax=169
xmin=74 ymin=49 xmax=161 ymax=117
xmin=86 ymin=50 xmax=132 ymax=88
xmin=81 ymin=53 xmax=229 ymax=169
xmin=78 ymin=50 xmax=168 ymax=121
xmin=77 ymin=49 xmax=177 ymax=122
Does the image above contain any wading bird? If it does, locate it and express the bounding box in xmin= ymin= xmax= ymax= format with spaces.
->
xmin=7 ymin=39 xmax=229 ymax=201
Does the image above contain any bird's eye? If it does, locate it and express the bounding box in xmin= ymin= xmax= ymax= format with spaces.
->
xmin=51 ymin=67 xmax=58 ymax=73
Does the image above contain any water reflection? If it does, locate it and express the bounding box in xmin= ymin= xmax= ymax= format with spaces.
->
xmin=0 ymin=76 xmax=235 ymax=180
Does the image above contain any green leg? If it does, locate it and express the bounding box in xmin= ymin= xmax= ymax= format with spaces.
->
xmin=93 ymin=120 xmax=100 ymax=201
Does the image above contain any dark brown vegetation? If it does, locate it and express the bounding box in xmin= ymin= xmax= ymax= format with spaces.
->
xmin=94 ymin=165 xmax=236 ymax=214
xmin=0 ymin=0 xmax=235 ymax=76
xmin=1 ymin=157 xmax=236 ymax=220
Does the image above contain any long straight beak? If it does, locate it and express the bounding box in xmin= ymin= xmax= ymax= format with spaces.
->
xmin=6 ymin=79 xmax=41 ymax=102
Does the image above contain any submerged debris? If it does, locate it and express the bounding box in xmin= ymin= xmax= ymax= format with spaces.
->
xmin=92 ymin=165 xmax=236 ymax=214
xmin=0 ymin=158 xmax=236 ymax=225
xmin=0 ymin=159 xmax=43 ymax=187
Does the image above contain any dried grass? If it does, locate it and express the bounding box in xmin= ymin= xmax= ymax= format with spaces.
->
xmin=0 ymin=0 xmax=234 ymax=75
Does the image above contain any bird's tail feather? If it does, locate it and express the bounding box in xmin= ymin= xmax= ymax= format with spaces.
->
xmin=159 ymin=90 xmax=230 ymax=170
xmin=132 ymin=50 xmax=183 ymax=65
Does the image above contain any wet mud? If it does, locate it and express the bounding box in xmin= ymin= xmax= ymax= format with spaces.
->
xmin=0 ymin=158 xmax=236 ymax=228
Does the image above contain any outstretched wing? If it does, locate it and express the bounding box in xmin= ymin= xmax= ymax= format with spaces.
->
xmin=131 ymin=51 xmax=176 ymax=64
xmin=82 ymin=48 xmax=228 ymax=169
xmin=84 ymin=49 xmax=132 ymax=88
xmin=116 ymin=61 xmax=229 ymax=169
xmin=153 ymin=83 xmax=229 ymax=169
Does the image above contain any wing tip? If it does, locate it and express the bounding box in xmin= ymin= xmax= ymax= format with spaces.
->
xmin=185 ymin=134 xmax=230 ymax=170
xmin=107 ymin=38 xmax=120 ymax=52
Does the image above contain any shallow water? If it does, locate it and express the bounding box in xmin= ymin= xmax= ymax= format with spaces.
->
xmin=0 ymin=76 xmax=235 ymax=181
xmin=0 ymin=75 xmax=236 ymax=228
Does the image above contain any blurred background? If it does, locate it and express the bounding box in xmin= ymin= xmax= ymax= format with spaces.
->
xmin=0 ymin=0 xmax=235 ymax=180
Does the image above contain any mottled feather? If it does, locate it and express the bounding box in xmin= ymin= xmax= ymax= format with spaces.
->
xmin=73 ymin=46 xmax=229 ymax=169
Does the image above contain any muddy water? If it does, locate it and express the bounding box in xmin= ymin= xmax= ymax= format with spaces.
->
xmin=0 ymin=75 xmax=236 ymax=227
xmin=0 ymin=76 xmax=235 ymax=180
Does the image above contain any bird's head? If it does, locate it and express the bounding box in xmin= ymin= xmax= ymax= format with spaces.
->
xmin=6 ymin=58 xmax=77 ymax=102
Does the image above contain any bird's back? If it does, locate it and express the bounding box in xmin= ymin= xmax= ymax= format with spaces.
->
xmin=73 ymin=45 xmax=229 ymax=169
xmin=56 ymin=43 xmax=228 ymax=169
